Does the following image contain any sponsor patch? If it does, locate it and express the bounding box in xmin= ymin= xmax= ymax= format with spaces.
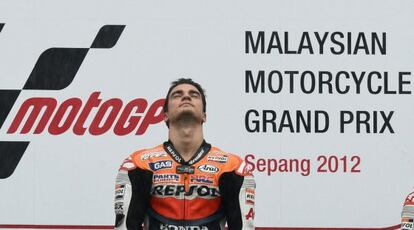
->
xmin=245 ymin=188 xmax=255 ymax=205
xmin=160 ymin=223 xmax=208 ymax=230
xmin=153 ymin=174 xmax=180 ymax=183
xmin=115 ymin=184 xmax=125 ymax=199
xmin=176 ymin=165 xmax=195 ymax=174
xmin=402 ymin=220 xmax=414 ymax=230
xmin=245 ymin=207 xmax=255 ymax=220
xmin=149 ymin=160 xmax=173 ymax=171
xmin=197 ymin=164 xmax=219 ymax=173
xmin=115 ymin=202 xmax=124 ymax=215
xmin=152 ymin=184 xmax=220 ymax=199
xmin=190 ymin=175 xmax=214 ymax=184
xmin=207 ymin=155 xmax=228 ymax=163
xmin=141 ymin=151 xmax=167 ymax=160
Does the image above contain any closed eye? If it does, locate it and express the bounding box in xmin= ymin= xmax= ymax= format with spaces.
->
xmin=189 ymin=90 xmax=200 ymax=98
xmin=170 ymin=90 xmax=183 ymax=98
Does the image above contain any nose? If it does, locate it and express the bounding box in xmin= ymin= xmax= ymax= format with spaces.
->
xmin=182 ymin=94 xmax=191 ymax=101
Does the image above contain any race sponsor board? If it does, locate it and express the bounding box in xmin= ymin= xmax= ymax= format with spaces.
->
xmin=0 ymin=0 xmax=413 ymax=228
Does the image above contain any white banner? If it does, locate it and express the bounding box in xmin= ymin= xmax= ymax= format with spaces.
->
xmin=0 ymin=1 xmax=413 ymax=229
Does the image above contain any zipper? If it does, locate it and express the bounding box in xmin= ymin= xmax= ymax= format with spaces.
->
xmin=183 ymin=173 xmax=190 ymax=192
xmin=183 ymin=173 xmax=188 ymax=225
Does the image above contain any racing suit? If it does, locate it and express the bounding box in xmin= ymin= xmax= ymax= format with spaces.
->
xmin=114 ymin=140 xmax=255 ymax=230
xmin=402 ymin=191 xmax=414 ymax=230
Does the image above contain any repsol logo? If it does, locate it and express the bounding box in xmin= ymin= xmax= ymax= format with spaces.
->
xmin=152 ymin=184 xmax=220 ymax=199
xmin=6 ymin=91 xmax=164 ymax=136
xmin=160 ymin=224 xmax=208 ymax=230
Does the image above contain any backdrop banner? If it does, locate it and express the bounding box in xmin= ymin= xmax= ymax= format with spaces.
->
xmin=0 ymin=1 xmax=413 ymax=229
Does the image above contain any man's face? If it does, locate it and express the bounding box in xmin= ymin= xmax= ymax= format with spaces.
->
xmin=164 ymin=83 xmax=206 ymax=125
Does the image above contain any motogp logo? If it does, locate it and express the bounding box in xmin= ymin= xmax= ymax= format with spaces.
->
xmin=0 ymin=24 xmax=165 ymax=179
xmin=0 ymin=24 xmax=128 ymax=179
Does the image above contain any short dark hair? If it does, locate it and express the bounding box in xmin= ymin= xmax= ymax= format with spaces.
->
xmin=163 ymin=78 xmax=207 ymax=114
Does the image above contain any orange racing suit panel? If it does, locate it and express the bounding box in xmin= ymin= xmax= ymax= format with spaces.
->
xmin=114 ymin=141 xmax=255 ymax=230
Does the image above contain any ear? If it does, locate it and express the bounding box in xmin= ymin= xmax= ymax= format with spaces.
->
xmin=202 ymin=113 xmax=207 ymax=122
xmin=164 ymin=112 xmax=169 ymax=122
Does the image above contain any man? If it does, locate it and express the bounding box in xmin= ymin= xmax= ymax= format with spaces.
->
xmin=402 ymin=190 xmax=414 ymax=230
xmin=114 ymin=78 xmax=255 ymax=230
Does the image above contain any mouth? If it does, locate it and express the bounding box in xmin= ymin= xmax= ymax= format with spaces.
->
xmin=179 ymin=102 xmax=193 ymax=107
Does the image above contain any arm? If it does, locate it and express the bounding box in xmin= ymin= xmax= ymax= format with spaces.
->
xmin=114 ymin=157 xmax=153 ymax=230
xmin=219 ymin=164 xmax=255 ymax=230
xmin=401 ymin=192 xmax=414 ymax=230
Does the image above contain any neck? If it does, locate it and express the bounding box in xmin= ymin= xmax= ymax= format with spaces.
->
xmin=168 ymin=122 xmax=204 ymax=161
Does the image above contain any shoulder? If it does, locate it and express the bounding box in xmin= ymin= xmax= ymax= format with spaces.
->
xmin=119 ymin=144 xmax=167 ymax=171
xmin=130 ymin=144 xmax=166 ymax=161
xmin=404 ymin=191 xmax=414 ymax=205
xmin=209 ymin=146 xmax=254 ymax=176
xmin=209 ymin=147 xmax=241 ymax=162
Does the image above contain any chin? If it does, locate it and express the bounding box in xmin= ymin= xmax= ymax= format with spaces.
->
xmin=175 ymin=111 xmax=203 ymax=124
